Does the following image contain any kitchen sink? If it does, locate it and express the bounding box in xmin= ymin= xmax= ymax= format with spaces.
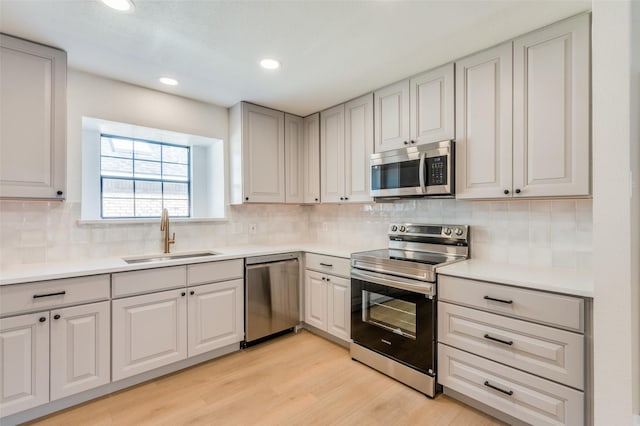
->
xmin=123 ymin=251 xmax=220 ymax=264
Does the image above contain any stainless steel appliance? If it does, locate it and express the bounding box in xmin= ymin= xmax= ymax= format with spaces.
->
xmin=370 ymin=140 xmax=454 ymax=200
xmin=244 ymin=253 xmax=300 ymax=346
xmin=351 ymin=223 xmax=469 ymax=397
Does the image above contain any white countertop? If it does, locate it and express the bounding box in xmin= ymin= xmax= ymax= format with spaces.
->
xmin=0 ymin=242 xmax=373 ymax=286
xmin=436 ymin=259 xmax=594 ymax=298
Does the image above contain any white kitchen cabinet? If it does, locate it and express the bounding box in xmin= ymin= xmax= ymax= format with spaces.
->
xmin=321 ymin=94 xmax=373 ymax=203
xmin=304 ymin=254 xmax=351 ymax=342
xmin=457 ymin=14 xmax=591 ymax=199
xmin=285 ymin=113 xmax=304 ymax=203
xmin=50 ymin=301 xmax=110 ymax=400
xmin=187 ymin=279 xmax=244 ymax=357
xmin=455 ymin=42 xmax=514 ymax=199
xmin=112 ymin=289 xmax=188 ymax=381
xmin=0 ymin=312 xmax=49 ymax=417
xmin=0 ymin=34 xmax=66 ymax=200
xmin=374 ymin=80 xmax=410 ymax=152
xmin=513 ymin=13 xmax=590 ymax=197
xmin=229 ymin=102 xmax=285 ymax=203
xmin=303 ymin=113 xmax=321 ymax=203
xmin=374 ymin=63 xmax=454 ymax=153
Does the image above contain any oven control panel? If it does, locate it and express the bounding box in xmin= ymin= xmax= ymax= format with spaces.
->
xmin=388 ymin=223 xmax=468 ymax=240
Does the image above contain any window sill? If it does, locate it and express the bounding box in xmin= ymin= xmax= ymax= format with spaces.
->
xmin=77 ymin=217 xmax=228 ymax=226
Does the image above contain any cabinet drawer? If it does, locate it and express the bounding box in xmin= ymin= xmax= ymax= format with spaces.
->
xmin=438 ymin=344 xmax=584 ymax=426
xmin=187 ymin=259 xmax=244 ymax=286
xmin=305 ymin=253 xmax=350 ymax=278
xmin=439 ymin=275 xmax=584 ymax=332
xmin=112 ymin=266 xmax=186 ymax=298
xmin=438 ymin=302 xmax=584 ymax=389
xmin=0 ymin=275 xmax=110 ymax=316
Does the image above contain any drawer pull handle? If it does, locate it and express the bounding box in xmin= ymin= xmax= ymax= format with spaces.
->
xmin=483 ymin=295 xmax=513 ymax=305
xmin=484 ymin=380 xmax=514 ymax=396
xmin=484 ymin=334 xmax=514 ymax=346
xmin=33 ymin=291 xmax=66 ymax=299
xmin=319 ymin=263 xmax=333 ymax=267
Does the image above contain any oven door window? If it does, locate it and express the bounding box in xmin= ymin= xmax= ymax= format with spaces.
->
xmin=363 ymin=290 xmax=416 ymax=339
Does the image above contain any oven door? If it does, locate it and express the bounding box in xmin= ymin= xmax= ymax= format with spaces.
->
xmin=351 ymin=274 xmax=436 ymax=375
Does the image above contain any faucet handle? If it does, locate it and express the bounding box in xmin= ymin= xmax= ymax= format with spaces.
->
xmin=170 ymin=232 xmax=176 ymax=244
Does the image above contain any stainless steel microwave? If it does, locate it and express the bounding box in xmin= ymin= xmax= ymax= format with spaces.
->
xmin=370 ymin=140 xmax=454 ymax=199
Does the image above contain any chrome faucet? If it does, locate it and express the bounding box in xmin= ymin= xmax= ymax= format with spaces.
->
xmin=160 ymin=208 xmax=175 ymax=253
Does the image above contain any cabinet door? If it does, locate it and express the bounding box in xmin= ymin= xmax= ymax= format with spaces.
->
xmin=374 ymin=80 xmax=411 ymax=152
xmin=410 ymin=63 xmax=455 ymax=145
xmin=0 ymin=34 xmax=66 ymax=200
xmin=285 ymin=113 xmax=304 ymax=203
xmin=513 ymin=14 xmax=590 ymax=197
xmin=188 ymin=279 xmax=244 ymax=357
xmin=326 ymin=275 xmax=351 ymax=341
xmin=0 ymin=312 xmax=49 ymax=417
xmin=242 ymin=103 xmax=285 ymax=203
xmin=50 ymin=301 xmax=110 ymax=400
xmin=320 ymin=104 xmax=346 ymax=203
xmin=303 ymin=113 xmax=321 ymax=203
xmin=456 ymin=42 xmax=513 ymax=199
xmin=304 ymin=271 xmax=327 ymax=330
xmin=112 ymin=289 xmax=187 ymax=381
xmin=344 ymin=94 xmax=374 ymax=203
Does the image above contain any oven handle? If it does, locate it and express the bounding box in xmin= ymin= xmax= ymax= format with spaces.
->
xmin=419 ymin=151 xmax=427 ymax=194
xmin=351 ymin=269 xmax=435 ymax=297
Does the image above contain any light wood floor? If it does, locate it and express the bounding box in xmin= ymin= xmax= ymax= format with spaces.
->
xmin=29 ymin=330 xmax=505 ymax=426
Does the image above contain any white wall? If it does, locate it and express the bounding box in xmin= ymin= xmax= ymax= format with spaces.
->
xmin=66 ymin=69 xmax=229 ymax=203
xmin=592 ymin=1 xmax=639 ymax=423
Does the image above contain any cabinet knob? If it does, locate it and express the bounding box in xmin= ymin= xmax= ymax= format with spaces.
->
xmin=39 ymin=317 xmax=46 ymax=323
xmin=340 ymin=197 xmax=344 ymax=201
xmin=403 ymin=141 xmax=409 ymax=145
xmin=410 ymin=140 xmax=416 ymax=144
xmin=245 ymin=197 xmax=249 ymax=201
xmin=190 ymin=290 xmax=195 ymax=295
xmin=315 ymin=198 xmax=319 ymax=202
xmin=181 ymin=292 xmax=186 ymax=297
xmin=53 ymin=314 xmax=61 ymax=320
xmin=326 ymin=278 xmax=330 ymax=282
xmin=322 ymin=277 xmax=326 ymax=281
xmin=344 ymin=197 xmax=348 ymax=200
xmin=515 ymin=189 xmax=521 ymax=194
xmin=56 ymin=190 xmax=63 ymax=196
xmin=503 ymin=189 xmax=510 ymax=195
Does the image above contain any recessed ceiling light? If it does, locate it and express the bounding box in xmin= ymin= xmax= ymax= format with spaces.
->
xmin=260 ymin=58 xmax=281 ymax=70
xmin=101 ymin=0 xmax=135 ymax=12
xmin=159 ymin=77 xmax=179 ymax=86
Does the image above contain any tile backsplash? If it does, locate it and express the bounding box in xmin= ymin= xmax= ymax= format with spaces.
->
xmin=0 ymin=198 xmax=592 ymax=270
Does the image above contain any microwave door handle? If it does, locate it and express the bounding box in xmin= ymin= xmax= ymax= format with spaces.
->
xmin=419 ymin=152 xmax=427 ymax=194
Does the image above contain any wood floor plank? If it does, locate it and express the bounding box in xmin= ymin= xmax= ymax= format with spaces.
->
xmin=27 ymin=330 xmax=505 ymax=426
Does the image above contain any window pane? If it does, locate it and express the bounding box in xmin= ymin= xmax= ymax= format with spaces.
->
xmin=163 ymin=182 xmax=189 ymax=200
xmin=102 ymin=179 xmax=133 ymax=198
xmin=101 ymin=157 xmax=133 ymax=177
xmin=135 ymin=181 xmax=162 ymax=198
xmin=163 ymin=145 xmax=188 ymax=164
xmin=102 ymin=198 xmax=134 ymax=218
xmin=163 ymin=163 xmax=189 ymax=181
xmin=134 ymin=141 xmax=162 ymax=161
xmin=101 ymin=137 xmax=132 ymax=158
xmin=134 ymin=198 xmax=162 ymax=217
xmin=134 ymin=160 xmax=162 ymax=179
xmin=164 ymin=199 xmax=189 ymax=217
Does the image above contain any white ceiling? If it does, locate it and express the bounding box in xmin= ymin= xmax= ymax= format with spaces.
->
xmin=0 ymin=0 xmax=590 ymax=116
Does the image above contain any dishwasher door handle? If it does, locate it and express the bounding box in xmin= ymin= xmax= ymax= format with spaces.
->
xmin=245 ymin=259 xmax=299 ymax=271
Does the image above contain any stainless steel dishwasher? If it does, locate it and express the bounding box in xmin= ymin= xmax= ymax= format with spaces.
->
xmin=244 ymin=253 xmax=300 ymax=346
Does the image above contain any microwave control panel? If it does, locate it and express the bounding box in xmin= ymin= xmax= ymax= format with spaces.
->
xmin=426 ymin=156 xmax=448 ymax=186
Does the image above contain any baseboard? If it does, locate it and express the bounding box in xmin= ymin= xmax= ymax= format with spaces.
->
xmin=301 ymin=323 xmax=351 ymax=348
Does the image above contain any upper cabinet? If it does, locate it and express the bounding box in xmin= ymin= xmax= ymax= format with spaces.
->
xmin=303 ymin=113 xmax=321 ymax=204
xmin=374 ymin=63 xmax=454 ymax=153
xmin=230 ymin=102 xmax=286 ymax=203
xmin=0 ymin=34 xmax=67 ymax=200
xmin=321 ymin=94 xmax=373 ymax=203
xmin=284 ymin=113 xmax=304 ymax=203
xmin=457 ymin=14 xmax=590 ymax=199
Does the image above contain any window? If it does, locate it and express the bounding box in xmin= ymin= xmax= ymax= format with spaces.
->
xmin=100 ymin=135 xmax=191 ymax=218
xmin=81 ymin=117 xmax=226 ymax=222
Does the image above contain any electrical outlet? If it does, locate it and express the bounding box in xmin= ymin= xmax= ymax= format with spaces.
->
xmin=249 ymin=224 xmax=257 ymax=234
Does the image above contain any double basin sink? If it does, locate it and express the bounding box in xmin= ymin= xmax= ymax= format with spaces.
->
xmin=123 ymin=250 xmax=220 ymax=264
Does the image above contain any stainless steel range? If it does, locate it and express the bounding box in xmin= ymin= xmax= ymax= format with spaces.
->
xmin=350 ymin=223 xmax=470 ymax=397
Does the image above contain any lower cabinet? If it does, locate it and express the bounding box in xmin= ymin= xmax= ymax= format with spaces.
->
xmin=112 ymin=289 xmax=188 ymax=381
xmin=187 ymin=279 xmax=244 ymax=357
xmin=304 ymin=270 xmax=350 ymax=341
xmin=0 ymin=301 xmax=110 ymax=417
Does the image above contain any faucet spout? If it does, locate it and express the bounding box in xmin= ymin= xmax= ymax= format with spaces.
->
xmin=160 ymin=208 xmax=175 ymax=253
